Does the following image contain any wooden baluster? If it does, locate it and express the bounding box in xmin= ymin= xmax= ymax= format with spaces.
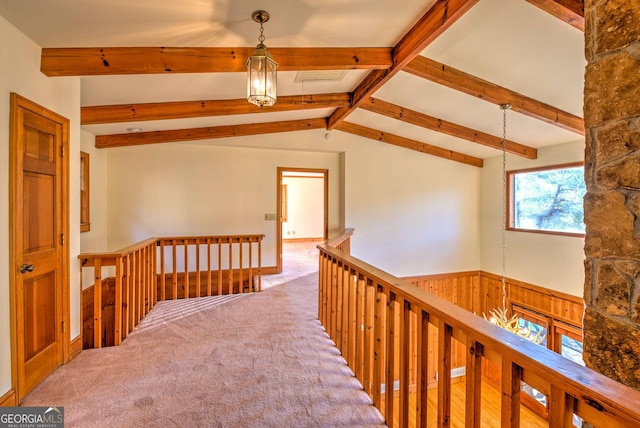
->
xmin=184 ymin=240 xmax=189 ymax=298
xmin=151 ymin=242 xmax=157 ymax=306
xmin=363 ymin=278 xmax=374 ymax=396
xmin=355 ymin=274 xmax=365 ymax=383
xmin=138 ymin=249 xmax=144 ymax=322
xmin=415 ymin=310 xmax=430 ymax=428
xmin=126 ymin=254 xmax=133 ymax=337
xmin=144 ymin=246 xmax=150 ymax=314
xmin=257 ymin=238 xmax=262 ymax=292
xmin=195 ymin=239 xmax=201 ymax=298
xmin=138 ymin=249 xmax=144 ymax=323
xmin=114 ymin=256 xmax=123 ymax=346
xmin=438 ymin=320 xmax=453 ymax=428
xmin=318 ymin=251 xmax=325 ymax=325
xmin=465 ymin=339 xmax=483 ymax=428
xmin=373 ymin=284 xmax=384 ymax=410
xmin=239 ymin=238 xmax=244 ymax=293
xmin=342 ymin=265 xmax=351 ymax=362
xmin=336 ymin=261 xmax=344 ymax=350
xmin=217 ymin=238 xmax=222 ymax=295
xmin=549 ymin=386 xmax=575 ymax=428
xmin=122 ymin=255 xmax=130 ymax=339
xmin=399 ymin=299 xmax=410 ymax=428
xmin=160 ymin=240 xmax=166 ymax=301
xmin=501 ymin=358 xmax=522 ymax=428
xmin=228 ymin=238 xmax=233 ymax=294
xmin=93 ymin=258 xmax=103 ymax=348
xmin=348 ymin=271 xmax=357 ymax=370
xmin=131 ymin=250 xmax=138 ymax=325
xmin=249 ymin=238 xmax=254 ymax=292
xmin=172 ymin=239 xmax=177 ymax=299
xmin=385 ymin=291 xmax=396 ymax=426
xmin=207 ymin=238 xmax=212 ymax=296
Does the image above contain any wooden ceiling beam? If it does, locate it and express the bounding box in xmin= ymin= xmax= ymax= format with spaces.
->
xmin=82 ymin=93 xmax=350 ymax=125
xmin=327 ymin=0 xmax=479 ymax=130
xmin=40 ymin=47 xmax=392 ymax=76
xmin=95 ymin=118 xmax=326 ymax=148
xmin=335 ymin=121 xmax=483 ymax=167
xmin=362 ymin=98 xmax=538 ymax=159
xmin=525 ymin=0 xmax=584 ymax=31
xmin=404 ymin=56 xmax=585 ymax=135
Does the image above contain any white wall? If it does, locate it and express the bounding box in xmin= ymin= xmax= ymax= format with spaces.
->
xmin=479 ymin=140 xmax=585 ymax=296
xmin=343 ymin=136 xmax=482 ymax=277
xmin=0 ymin=15 xmax=81 ymax=397
xmin=282 ymin=176 xmax=324 ymax=239
xmin=105 ymin=142 xmax=343 ymax=268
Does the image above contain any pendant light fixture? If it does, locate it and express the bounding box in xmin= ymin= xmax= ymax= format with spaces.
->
xmin=246 ymin=10 xmax=278 ymax=108
xmin=484 ymin=104 xmax=544 ymax=344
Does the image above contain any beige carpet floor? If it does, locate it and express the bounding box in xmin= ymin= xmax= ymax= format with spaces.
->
xmin=22 ymin=242 xmax=385 ymax=427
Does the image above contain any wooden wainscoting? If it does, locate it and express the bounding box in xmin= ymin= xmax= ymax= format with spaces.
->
xmin=402 ymin=270 xmax=584 ymax=420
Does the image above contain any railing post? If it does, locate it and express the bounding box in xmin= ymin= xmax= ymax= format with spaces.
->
xmin=549 ymin=386 xmax=575 ymax=428
xmin=437 ymin=320 xmax=452 ymax=428
xmin=114 ymin=256 xmax=123 ymax=346
xmin=415 ymin=310 xmax=430 ymax=428
xmin=399 ymin=299 xmax=411 ymax=428
xmin=501 ymin=358 xmax=522 ymax=427
xmin=465 ymin=339 xmax=483 ymax=428
xmin=93 ymin=258 xmax=102 ymax=349
xmin=384 ymin=290 xmax=396 ymax=425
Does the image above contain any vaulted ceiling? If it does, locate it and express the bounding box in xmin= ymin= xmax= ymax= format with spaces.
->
xmin=0 ymin=0 xmax=585 ymax=167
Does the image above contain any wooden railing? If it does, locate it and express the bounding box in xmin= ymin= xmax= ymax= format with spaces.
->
xmin=80 ymin=234 xmax=263 ymax=348
xmin=317 ymin=241 xmax=640 ymax=427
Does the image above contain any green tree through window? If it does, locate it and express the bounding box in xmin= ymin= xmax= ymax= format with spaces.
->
xmin=509 ymin=163 xmax=585 ymax=235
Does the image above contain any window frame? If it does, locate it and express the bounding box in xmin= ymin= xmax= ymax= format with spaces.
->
xmin=506 ymin=161 xmax=585 ymax=237
xmin=80 ymin=151 xmax=90 ymax=232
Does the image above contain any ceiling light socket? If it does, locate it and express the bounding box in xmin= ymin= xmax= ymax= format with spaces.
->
xmin=324 ymin=132 xmax=333 ymax=141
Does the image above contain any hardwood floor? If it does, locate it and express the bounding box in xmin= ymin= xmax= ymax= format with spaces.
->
xmin=381 ymin=379 xmax=549 ymax=427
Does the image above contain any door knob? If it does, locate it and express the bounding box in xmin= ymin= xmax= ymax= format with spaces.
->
xmin=19 ymin=264 xmax=35 ymax=273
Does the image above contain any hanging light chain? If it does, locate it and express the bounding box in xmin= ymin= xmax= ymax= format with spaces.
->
xmin=258 ymin=22 xmax=265 ymax=44
xmin=500 ymin=103 xmax=511 ymax=310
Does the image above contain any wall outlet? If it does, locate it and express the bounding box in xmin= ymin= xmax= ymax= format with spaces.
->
xmin=264 ymin=213 xmax=277 ymax=221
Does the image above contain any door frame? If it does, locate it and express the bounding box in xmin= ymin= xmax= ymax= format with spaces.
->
xmin=276 ymin=167 xmax=328 ymax=273
xmin=9 ymin=93 xmax=70 ymax=402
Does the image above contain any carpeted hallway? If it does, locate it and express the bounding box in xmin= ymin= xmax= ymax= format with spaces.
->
xmin=22 ymin=243 xmax=385 ymax=427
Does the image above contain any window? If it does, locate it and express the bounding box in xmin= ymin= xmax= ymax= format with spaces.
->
xmin=80 ymin=151 xmax=90 ymax=232
xmin=507 ymin=162 xmax=586 ymax=236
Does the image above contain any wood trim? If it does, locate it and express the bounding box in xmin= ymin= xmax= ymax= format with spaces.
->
xmin=525 ymin=0 xmax=584 ymax=31
xmin=335 ymin=121 xmax=484 ymax=167
xmin=283 ymin=237 xmax=324 ymax=243
xmin=327 ymin=0 xmax=479 ymax=129
xmin=81 ymin=93 xmax=351 ymax=125
xmin=404 ymin=56 xmax=585 ymax=135
xmin=362 ymin=98 xmax=537 ymax=159
xmin=0 ymin=389 xmax=16 ymax=407
xmin=80 ymin=151 xmax=90 ymax=232
xmin=506 ymin=161 xmax=585 ymax=237
xmin=69 ymin=335 xmax=82 ymax=359
xmin=95 ymin=118 xmax=327 ymax=148
xmin=41 ymin=47 xmax=393 ymax=76
xmin=261 ymin=266 xmax=278 ymax=275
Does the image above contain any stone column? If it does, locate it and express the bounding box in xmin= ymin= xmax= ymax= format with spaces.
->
xmin=583 ymin=0 xmax=640 ymax=389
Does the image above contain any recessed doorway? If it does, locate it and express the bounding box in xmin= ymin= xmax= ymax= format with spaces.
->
xmin=276 ymin=168 xmax=328 ymax=273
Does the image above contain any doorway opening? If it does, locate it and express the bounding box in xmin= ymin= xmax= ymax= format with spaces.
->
xmin=276 ymin=168 xmax=328 ymax=274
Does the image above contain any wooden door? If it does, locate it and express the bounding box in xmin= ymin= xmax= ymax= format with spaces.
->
xmin=10 ymin=93 xmax=69 ymax=401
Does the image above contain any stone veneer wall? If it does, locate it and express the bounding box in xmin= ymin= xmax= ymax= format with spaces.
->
xmin=583 ymin=0 xmax=640 ymax=389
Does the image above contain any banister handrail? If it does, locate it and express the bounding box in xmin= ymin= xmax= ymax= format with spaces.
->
xmin=317 ymin=242 xmax=640 ymax=426
xmin=324 ymin=228 xmax=354 ymax=248
xmin=80 ymin=233 xmax=264 ymax=349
